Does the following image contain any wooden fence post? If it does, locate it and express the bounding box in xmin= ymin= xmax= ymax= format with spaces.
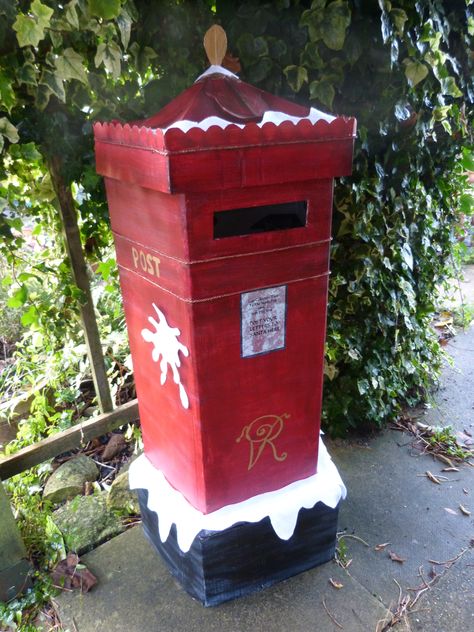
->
xmin=48 ymin=155 xmax=114 ymax=414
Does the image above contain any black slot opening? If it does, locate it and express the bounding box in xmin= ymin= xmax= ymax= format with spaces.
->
xmin=213 ymin=201 xmax=307 ymax=239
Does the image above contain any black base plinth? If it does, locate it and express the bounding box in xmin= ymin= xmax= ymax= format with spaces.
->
xmin=137 ymin=489 xmax=340 ymax=606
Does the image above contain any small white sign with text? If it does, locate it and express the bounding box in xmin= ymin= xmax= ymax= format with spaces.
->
xmin=241 ymin=285 xmax=287 ymax=358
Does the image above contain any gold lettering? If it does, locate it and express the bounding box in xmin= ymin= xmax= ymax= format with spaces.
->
xmin=132 ymin=247 xmax=139 ymax=269
xmin=152 ymin=255 xmax=161 ymax=277
xmin=236 ymin=413 xmax=289 ymax=470
xmin=146 ymin=253 xmax=154 ymax=275
xmin=131 ymin=247 xmax=161 ymax=278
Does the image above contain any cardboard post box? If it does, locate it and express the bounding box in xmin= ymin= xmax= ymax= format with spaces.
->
xmin=95 ymin=26 xmax=355 ymax=604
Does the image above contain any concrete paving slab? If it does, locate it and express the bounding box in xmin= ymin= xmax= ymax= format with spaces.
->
xmin=328 ymin=323 xmax=474 ymax=628
xmin=57 ymin=525 xmax=390 ymax=632
xmin=329 ymin=430 xmax=473 ymax=607
xmin=409 ymin=546 xmax=474 ymax=632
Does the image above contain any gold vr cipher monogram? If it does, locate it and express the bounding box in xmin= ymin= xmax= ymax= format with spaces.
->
xmin=131 ymin=246 xmax=161 ymax=278
xmin=236 ymin=413 xmax=289 ymax=471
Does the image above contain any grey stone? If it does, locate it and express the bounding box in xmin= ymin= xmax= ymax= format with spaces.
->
xmin=106 ymin=471 xmax=140 ymax=515
xmin=52 ymin=492 xmax=124 ymax=554
xmin=1 ymin=482 xmax=32 ymax=601
xmin=43 ymin=455 xmax=99 ymax=504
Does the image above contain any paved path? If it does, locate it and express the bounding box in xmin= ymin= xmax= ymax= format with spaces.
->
xmin=57 ymin=273 xmax=474 ymax=632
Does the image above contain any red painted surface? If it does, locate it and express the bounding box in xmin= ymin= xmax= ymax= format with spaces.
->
xmin=139 ymin=73 xmax=311 ymax=127
xmin=94 ymin=74 xmax=356 ymax=513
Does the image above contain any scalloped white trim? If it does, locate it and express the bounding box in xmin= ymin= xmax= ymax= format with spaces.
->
xmin=163 ymin=107 xmax=335 ymax=133
xmin=129 ymin=436 xmax=346 ymax=553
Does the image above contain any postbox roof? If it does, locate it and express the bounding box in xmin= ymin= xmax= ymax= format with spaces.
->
xmin=94 ymin=63 xmax=356 ymax=194
xmin=137 ymin=66 xmax=335 ymax=132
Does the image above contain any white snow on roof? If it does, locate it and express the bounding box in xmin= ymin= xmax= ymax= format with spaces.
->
xmin=164 ymin=107 xmax=335 ymax=133
xmin=195 ymin=64 xmax=239 ymax=81
xmin=129 ymin=435 xmax=346 ymax=553
xmin=162 ymin=65 xmax=335 ymax=132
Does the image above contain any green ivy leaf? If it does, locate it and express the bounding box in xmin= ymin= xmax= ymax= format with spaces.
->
xmin=88 ymin=0 xmax=122 ymax=20
xmin=461 ymin=148 xmax=474 ymax=172
xmin=64 ymin=0 xmax=80 ymax=29
xmin=321 ymin=0 xmax=351 ymax=51
xmin=55 ymin=48 xmax=88 ymax=84
xmin=95 ymin=41 xmax=121 ymax=79
xmin=21 ymin=305 xmax=39 ymax=327
xmin=0 ymin=0 xmax=16 ymax=19
xmin=302 ymin=41 xmax=324 ymax=69
xmin=284 ymin=65 xmax=308 ymax=92
xmin=13 ymin=0 xmax=54 ymax=48
xmin=459 ymin=192 xmax=474 ymax=216
xmin=300 ymin=8 xmax=324 ymax=42
xmin=440 ymin=76 xmax=462 ymax=98
xmin=32 ymin=0 xmax=53 ymax=26
xmin=390 ymin=8 xmax=407 ymax=35
xmin=403 ymin=59 xmax=428 ymax=87
xmin=468 ymin=17 xmax=474 ymax=37
xmin=49 ymin=30 xmax=63 ymax=48
xmin=401 ymin=243 xmax=413 ymax=271
xmin=0 ymin=73 xmax=16 ymax=113
xmin=247 ymin=57 xmax=272 ymax=83
xmin=35 ymin=83 xmax=50 ymax=110
xmin=311 ymin=0 xmax=327 ymax=9
xmin=39 ymin=69 xmax=66 ymax=103
xmin=309 ymin=78 xmax=335 ymax=108
xmin=7 ymin=284 xmax=28 ymax=308
xmin=0 ymin=117 xmax=19 ymax=143
xmin=117 ymin=8 xmax=132 ymax=49
xmin=13 ymin=14 xmax=44 ymax=48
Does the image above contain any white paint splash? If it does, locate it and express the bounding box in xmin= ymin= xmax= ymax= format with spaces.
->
xmin=141 ymin=303 xmax=190 ymax=409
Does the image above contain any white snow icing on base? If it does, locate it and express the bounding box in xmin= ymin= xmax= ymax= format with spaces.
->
xmin=129 ymin=436 xmax=346 ymax=553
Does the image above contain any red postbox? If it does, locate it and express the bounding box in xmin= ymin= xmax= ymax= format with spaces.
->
xmin=94 ymin=51 xmax=355 ymax=517
xmin=95 ymin=26 xmax=356 ymax=605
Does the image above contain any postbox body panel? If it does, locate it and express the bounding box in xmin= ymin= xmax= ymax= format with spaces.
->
xmin=105 ymin=177 xmax=333 ymax=513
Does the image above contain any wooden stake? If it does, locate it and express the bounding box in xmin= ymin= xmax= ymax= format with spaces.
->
xmin=48 ymin=155 xmax=113 ymax=414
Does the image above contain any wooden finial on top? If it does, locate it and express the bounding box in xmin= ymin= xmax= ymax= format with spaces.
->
xmin=204 ymin=25 xmax=227 ymax=66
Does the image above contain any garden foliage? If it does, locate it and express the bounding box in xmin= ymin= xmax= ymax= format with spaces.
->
xmin=0 ymin=0 xmax=473 ymax=437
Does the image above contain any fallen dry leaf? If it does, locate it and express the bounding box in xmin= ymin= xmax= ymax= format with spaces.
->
xmin=389 ymin=551 xmax=406 ymax=563
xmin=436 ymin=454 xmax=455 ymax=468
xmin=102 ymin=433 xmax=126 ymax=461
xmin=463 ymin=488 xmax=469 ymax=495
xmin=51 ymin=552 xmax=97 ymax=593
xmin=328 ymin=577 xmax=344 ymax=589
xmin=459 ymin=504 xmax=471 ymax=516
xmin=426 ymin=470 xmax=441 ymax=484
xmin=374 ymin=542 xmax=391 ymax=551
xmin=444 ymin=507 xmax=457 ymax=515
